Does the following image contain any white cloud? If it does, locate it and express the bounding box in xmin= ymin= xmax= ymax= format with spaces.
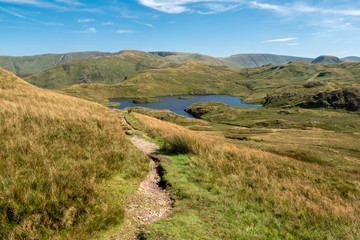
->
xmin=78 ymin=18 xmax=94 ymax=23
xmin=102 ymin=21 xmax=114 ymax=25
xmin=44 ymin=21 xmax=63 ymax=26
xmin=264 ymin=38 xmax=297 ymax=43
xmin=198 ymin=3 xmax=241 ymax=14
xmin=249 ymin=1 xmax=280 ymax=11
xmin=0 ymin=0 xmax=42 ymax=4
xmin=115 ymin=29 xmax=134 ymax=33
xmin=0 ymin=0 xmax=98 ymax=12
xmin=55 ymin=0 xmax=83 ymax=6
xmin=74 ymin=27 xmax=96 ymax=33
xmin=312 ymin=18 xmax=354 ymax=32
xmin=137 ymin=0 xmax=360 ymax=18
xmin=250 ymin=1 xmax=360 ymax=17
xmin=0 ymin=6 xmax=25 ymax=18
xmin=87 ymin=27 xmax=96 ymax=33
xmin=137 ymin=0 xmax=189 ymax=14
xmin=0 ymin=0 xmax=60 ymax=8
xmin=135 ymin=20 xmax=153 ymax=27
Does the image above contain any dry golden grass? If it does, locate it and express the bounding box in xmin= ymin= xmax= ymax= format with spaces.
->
xmin=0 ymin=68 xmax=148 ymax=239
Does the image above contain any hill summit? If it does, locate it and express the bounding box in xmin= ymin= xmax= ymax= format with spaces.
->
xmin=312 ymin=55 xmax=343 ymax=64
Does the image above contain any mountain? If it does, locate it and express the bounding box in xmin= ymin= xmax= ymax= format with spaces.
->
xmin=150 ymin=51 xmax=314 ymax=69
xmin=150 ymin=51 xmax=225 ymax=65
xmin=25 ymin=50 xmax=176 ymax=89
xmin=312 ymin=55 xmax=343 ymax=63
xmin=0 ymin=67 xmax=147 ymax=239
xmin=341 ymin=56 xmax=360 ymax=62
xmin=219 ymin=53 xmax=313 ymax=68
xmin=0 ymin=51 xmax=110 ymax=77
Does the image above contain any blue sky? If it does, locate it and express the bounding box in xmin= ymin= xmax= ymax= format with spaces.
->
xmin=1 ymin=0 xmax=360 ymax=57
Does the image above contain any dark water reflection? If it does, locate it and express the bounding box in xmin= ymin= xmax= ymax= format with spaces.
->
xmin=109 ymin=95 xmax=262 ymax=118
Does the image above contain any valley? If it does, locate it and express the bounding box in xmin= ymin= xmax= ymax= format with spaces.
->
xmin=1 ymin=49 xmax=360 ymax=239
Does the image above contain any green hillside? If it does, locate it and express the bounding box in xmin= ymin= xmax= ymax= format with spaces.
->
xmin=342 ymin=56 xmax=360 ymax=62
xmin=0 ymin=68 xmax=148 ymax=239
xmin=150 ymin=51 xmax=314 ymax=69
xmin=220 ymin=53 xmax=313 ymax=68
xmin=255 ymin=62 xmax=360 ymax=109
xmin=0 ymin=51 xmax=110 ymax=77
xmin=312 ymin=55 xmax=343 ymax=63
xmin=25 ymin=50 xmax=176 ymax=89
xmin=150 ymin=51 xmax=226 ymax=65
xmin=60 ymin=61 xmax=250 ymax=102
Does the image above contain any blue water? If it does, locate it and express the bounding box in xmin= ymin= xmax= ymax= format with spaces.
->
xmin=109 ymin=95 xmax=262 ymax=118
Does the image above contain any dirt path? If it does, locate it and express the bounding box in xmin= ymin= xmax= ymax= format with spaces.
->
xmin=109 ymin=115 xmax=173 ymax=240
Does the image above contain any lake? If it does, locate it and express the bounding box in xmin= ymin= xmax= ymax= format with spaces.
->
xmin=109 ymin=95 xmax=262 ymax=118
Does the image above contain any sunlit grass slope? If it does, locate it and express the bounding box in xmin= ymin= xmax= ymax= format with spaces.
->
xmin=61 ymin=61 xmax=250 ymax=102
xmin=149 ymin=52 xmax=314 ymax=68
xmin=185 ymin=102 xmax=360 ymax=174
xmin=25 ymin=50 xmax=175 ymax=89
xmin=185 ymin=102 xmax=360 ymax=132
xmin=240 ymin=61 xmax=360 ymax=105
xmin=0 ymin=51 xmax=110 ymax=78
xmin=0 ymin=68 xmax=148 ymax=239
xmin=131 ymin=112 xmax=360 ymax=239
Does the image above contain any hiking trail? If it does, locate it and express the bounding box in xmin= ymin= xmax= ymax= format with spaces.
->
xmin=108 ymin=114 xmax=173 ymax=240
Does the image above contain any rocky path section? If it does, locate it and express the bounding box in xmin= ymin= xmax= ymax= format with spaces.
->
xmin=109 ymin=114 xmax=172 ymax=240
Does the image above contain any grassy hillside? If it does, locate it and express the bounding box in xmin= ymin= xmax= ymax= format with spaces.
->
xmin=312 ymin=55 xmax=343 ymax=63
xmin=255 ymin=62 xmax=360 ymax=109
xmin=150 ymin=51 xmax=314 ymax=69
xmin=0 ymin=51 xmax=110 ymax=77
xmin=342 ymin=56 xmax=360 ymax=62
xmin=233 ymin=61 xmax=360 ymax=105
xmin=185 ymin=102 xmax=360 ymax=132
xmin=60 ymin=61 xmax=250 ymax=102
xmin=25 ymin=50 xmax=176 ymax=89
xmin=219 ymin=53 xmax=313 ymax=69
xmin=126 ymin=111 xmax=360 ymax=239
xmin=150 ymin=51 xmax=226 ymax=65
xmin=0 ymin=68 xmax=148 ymax=239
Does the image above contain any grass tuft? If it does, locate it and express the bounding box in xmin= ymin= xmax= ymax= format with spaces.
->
xmin=162 ymin=135 xmax=196 ymax=154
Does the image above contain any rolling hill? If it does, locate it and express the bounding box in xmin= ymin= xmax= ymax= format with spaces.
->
xmin=0 ymin=51 xmax=110 ymax=77
xmin=312 ymin=55 xmax=343 ymax=63
xmin=25 ymin=50 xmax=176 ymax=89
xmin=150 ymin=51 xmax=314 ymax=68
xmin=3 ymin=50 xmax=360 ymax=82
xmin=150 ymin=51 xmax=226 ymax=65
xmin=342 ymin=56 xmax=360 ymax=62
xmin=219 ymin=53 xmax=313 ymax=68
xmin=60 ymin=61 xmax=250 ymax=103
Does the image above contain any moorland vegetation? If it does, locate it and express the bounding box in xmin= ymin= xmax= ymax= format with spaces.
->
xmin=1 ymin=48 xmax=360 ymax=239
